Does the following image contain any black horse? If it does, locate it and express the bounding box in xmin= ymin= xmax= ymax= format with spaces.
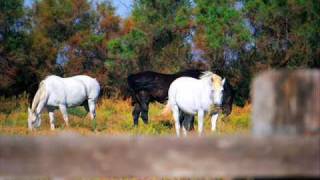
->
xmin=127 ymin=69 xmax=234 ymax=129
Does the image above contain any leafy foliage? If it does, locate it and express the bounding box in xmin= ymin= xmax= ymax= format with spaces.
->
xmin=195 ymin=0 xmax=252 ymax=50
xmin=245 ymin=0 xmax=320 ymax=68
xmin=0 ymin=0 xmax=318 ymax=103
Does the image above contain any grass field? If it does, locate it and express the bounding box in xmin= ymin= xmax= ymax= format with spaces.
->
xmin=0 ymin=95 xmax=251 ymax=136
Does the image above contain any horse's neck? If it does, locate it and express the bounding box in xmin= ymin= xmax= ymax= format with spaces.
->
xmin=35 ymin=99 xmax=46 ymax=115
xmin=200 ymin=78 xmax=214 ymax=105
xmin=200 ymin=77 xmax=212 ymax=90
xmin=164 ymin=74 xmax=178 ymax=85
xmin=172 ymin=73 xmax=188 ymax=82
xmin=173 ymin=71 xmax=187 ymax=78
xmin=31 ymin=82 xmax=47 ymax=114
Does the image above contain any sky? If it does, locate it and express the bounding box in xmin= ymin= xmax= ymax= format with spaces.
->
xmin=24 ymin=0 xmax=133 ymax=18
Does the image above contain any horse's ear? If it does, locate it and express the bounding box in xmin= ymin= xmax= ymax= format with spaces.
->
xmin=222 ymin=78 xmax=226 ymax=85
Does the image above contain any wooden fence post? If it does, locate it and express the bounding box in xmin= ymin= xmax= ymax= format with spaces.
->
xmin=252 ymin=70 xmax=320 ymax=136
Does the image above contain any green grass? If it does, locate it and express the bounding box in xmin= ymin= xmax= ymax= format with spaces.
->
xmin=68 ymin=107 xmax=88 ymax=117
xmin=0 ymin=96 xmax=251 ymax=136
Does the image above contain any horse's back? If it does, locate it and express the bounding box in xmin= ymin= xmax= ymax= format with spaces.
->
xmin=168 ymin=77 xmax=206 ymax=113
xmin=170 ymin=77 xmax=201 ymax=89
xmin=44 ymin=75 xmax=100 ymax=107
xmin=71 ymin=75 xmax=100 ymax=99
xmin=127 ymin=71 xmax=164 ymax=91
xmin=127 ymin=70 xmax=202 ymax=92
xmin=169 ymin=77 xmax=204 ymax=99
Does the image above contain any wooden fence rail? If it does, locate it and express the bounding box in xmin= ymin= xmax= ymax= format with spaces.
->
xmin=0 ymin=135 xmax=319 ymax=177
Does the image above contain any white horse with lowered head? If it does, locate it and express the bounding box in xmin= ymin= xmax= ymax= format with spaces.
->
xmin=163 ymin=71 xmax=225 ymax=136
xmin=28 ymin=75 xmax=100 ymax=131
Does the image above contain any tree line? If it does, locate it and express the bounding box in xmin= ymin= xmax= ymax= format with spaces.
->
xmin=0 ymin=0 xmax=319 ymax=106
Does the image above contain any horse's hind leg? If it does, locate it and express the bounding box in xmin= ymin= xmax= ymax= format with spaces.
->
xmin=88 ymin=99 xmax=97 ymax=131
xmin=132 ymin=103 xmax=141 ymax=126
xmin=59 ymin=104 xmax=69 ymax=128
xmin=179 ymin=110 xmax=188 ymax=136
xmin=182 ymin=125 xmax=187 ymax=137
xmin=83 ymin=100 xmax=89 ymax=113
xmin=83 ymin=101 xmax=94 ymax=127
xmin=141 ymin=105 xmax=149 ymax=124
xmin=181 ymin=112 xmax=195 ymax=131
xmin=179 ymin=109 xmax=184 ymax=128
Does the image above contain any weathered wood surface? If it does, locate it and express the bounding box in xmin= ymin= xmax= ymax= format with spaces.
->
xmin=252 ymin=70 xmax=320 ymax=136
xmin=0 ymin=135 xmax=319 ymax=177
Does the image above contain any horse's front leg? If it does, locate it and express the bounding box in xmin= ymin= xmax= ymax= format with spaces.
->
xmin=211 ymin=113 xmax=219 ymax=131
xmin=197 ymin=110 xmax=205 ymax=136
xmin=48 ymin=107 xmax=55 ymax=130
xmin=59 ymin=104 xmax=69 ymax=128
xmin=172 ymin=105 xmax=181 ymax=137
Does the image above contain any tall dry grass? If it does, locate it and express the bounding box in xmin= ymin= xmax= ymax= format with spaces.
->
xmin=0 ymin=95 xmax=251 ymax=136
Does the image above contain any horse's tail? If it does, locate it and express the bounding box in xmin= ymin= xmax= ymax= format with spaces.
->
xmin=127 ymin=75 xmax=144 ymax=108
xmin=127 ymin=86 xmax=136 ymax=105
xmin=128 ymin=86 xmax=148 ymax=110
xmin=161 ymin=103 xmax=172 ymax=116
xmin=31 ymin=81 xmax=46 ymax=113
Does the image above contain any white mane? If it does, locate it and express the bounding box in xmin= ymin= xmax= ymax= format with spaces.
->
xmin=31 ymin=81 xmax=46 ymax=113
xmin=200 ymin=71 xmax=214 ymax=79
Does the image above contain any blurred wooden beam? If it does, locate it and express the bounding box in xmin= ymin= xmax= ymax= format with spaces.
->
xmin=0 ymin=135 xmax=319 ymax=177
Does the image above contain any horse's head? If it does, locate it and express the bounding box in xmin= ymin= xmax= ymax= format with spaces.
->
xmin=210 ymin=74 xmax=225 ymax=106
xmin=200 ymin=72 xmax=226 ymax=106
xmin=28 ymin=108 xmax=41 ymax=130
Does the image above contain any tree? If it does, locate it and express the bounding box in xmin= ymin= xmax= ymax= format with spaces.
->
xmin=62 ymin=1 xmax=122 ymax=96
xmin=128 ymin=0 xmax=194 ymax=72
xmin=245 ymin=0 xmax=320 ymax=68
xmin=194 ymin=0 xmax=252 ymax=67
xmin=0 ymin=0 xmax=34 ymax=96
xmin=193 ymin=0 xmax=253 ymax=105
xmin=105 ymin=0 xmax=194 ymax=96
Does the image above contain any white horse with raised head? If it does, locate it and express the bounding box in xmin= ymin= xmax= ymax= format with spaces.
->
xmin=28 ymin=75 xmax=100 ymax=131
xmin=163 ymin=71 xmax=225 ymax=136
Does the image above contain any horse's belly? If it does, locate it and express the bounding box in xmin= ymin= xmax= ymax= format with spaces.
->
xmin=46 ymin=88 xmax=87 ymax=107
xmin=46 ymin=95 xmax=86 ymax=107
xmin=64 ymin=93 xmax=87 ymax=107
xmin=66 ymin=99 xmax=86 ymax=107
xmin=176 ymin=97 xmax=198 ymax=115
xmin=179 ymin=106 xmax=197 ymax=115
